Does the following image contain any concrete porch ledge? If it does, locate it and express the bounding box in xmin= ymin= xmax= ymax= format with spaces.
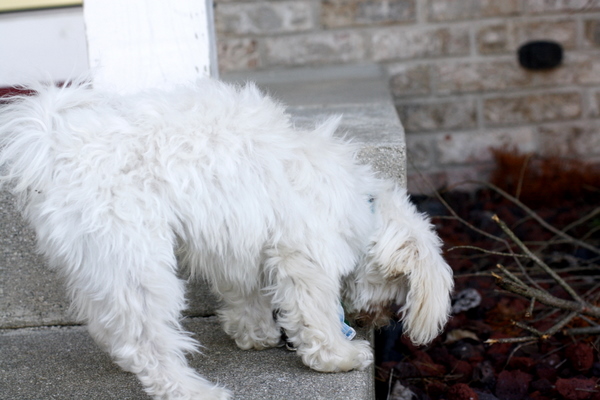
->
xmin=1 ymin=319 xmax=373 ymax=400
xmin=0 ymin=63 xmax=405 ymax=399
xmin=224 ymin=63 xmax=407 ymax=188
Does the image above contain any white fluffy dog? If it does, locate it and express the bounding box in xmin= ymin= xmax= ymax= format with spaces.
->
xmin=0 ymin=79 xmax=453 ymax=400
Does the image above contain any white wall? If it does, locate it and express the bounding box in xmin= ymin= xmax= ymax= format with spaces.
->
xmin=0 ymin=7 xmax=88 ymax=86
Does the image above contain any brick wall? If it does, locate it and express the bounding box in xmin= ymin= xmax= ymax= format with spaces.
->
xmin=214 ymin=0 xmax=600 ymax=193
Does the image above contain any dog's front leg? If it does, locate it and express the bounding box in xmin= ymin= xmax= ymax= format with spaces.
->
xmin=265 ymin=248 xmax=373 ymax=373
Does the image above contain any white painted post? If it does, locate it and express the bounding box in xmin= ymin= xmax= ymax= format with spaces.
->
xmin=83 ymin=0 xmax=217 ymax=93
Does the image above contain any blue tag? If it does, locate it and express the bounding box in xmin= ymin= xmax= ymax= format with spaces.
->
xmin=338 ymin=303 xmax=356 ymax=340
xmin=368 ymin=195 xmax=375 ymax=214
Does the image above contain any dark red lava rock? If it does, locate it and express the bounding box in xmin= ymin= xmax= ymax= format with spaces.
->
xmin=375 ymin=187 xmax=600 ymax=400
xmin=555 ymin=377 xmax=597 ymax=400
xmin=447 ymin=383 xmax=479 ymax=400
xmin=486 ymin=334 xmax=513 ymax=358
xmin=452 ymin=359 xmax=474 ymax=383
xmin=535 ymin=366 xmax=558 ymax=382
xmin=566 ymin=343 xmax=595 ymax=372
xmin=393 ymin=361 xmax=419 ymax=379
xmin=508 ymin=356 xmax=536 ymax=372
xmin=529 ymin=392 xmax=552 ymax=400
xmin=473 ymin=360 xmax=496 ymax=388
xmin=450 ymin=340 xmax=483 ymax=361
xmin=495 ymin=370 xmax=533 ymax=400
xmin=425 ymin=380 xmax=448 ymax=399
xmin=535 ymin=353 xmax=561 ymax=381
xmin=411 ymin=350 xmax=446 ymax=377
xmin=530 ymin=378 xmax=554 ymax=395
xmin=429 ymin=344 xmax=453 ymax=366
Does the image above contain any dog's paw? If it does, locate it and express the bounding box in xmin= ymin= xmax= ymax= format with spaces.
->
xmin=234 ymin=330 xmax=283 ymax=351
xmin=219 ymin=306 xmax=282 ymax=351
xmin=201 ymin=386 xmax=232 ymax=400
xmin=148 ymin=381 xmax=232 ymax=400
xmin=169 ymin=386 xmax=232 ymax=400
xmin=299 ymin=339 xmax=373 ymax=373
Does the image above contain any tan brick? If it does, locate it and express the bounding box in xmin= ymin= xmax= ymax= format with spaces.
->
xmin=407 ymin=171 xmax=448 ymax=194
xmin=538 ymin=123 xmax=600 ymax=157
xmin=594 ymin=90 xmax=600 ymax=116
xmin=322 ymin=0 xmax=416 ymax=28
xmin=526 ymin=0 xmax=600 ymax=14
xmin=263 ymin=31 xmax=366 ymax=67
xmin=584 ymin=18 xmax=600 ymax=47
xmin=436 ymin=127 xmax=536 ymax=165
xmin=371 ymin=25 xmax=469 ymax=61
xmin=477 ymin=23 xmax=510 ymax=54
xmin=484 ymin=92 xmax=581 ymax=125
xmin=428 ymin=0 xmax=520 ymax=21
xmin=511 ymin=19 xmax=577 ymax=49
xmin=388 ymin=63 xmax=430 ymax=97
xmin=444 ymin=165 xmax=494 ymax=189
xmin=435 ymin=52 xmax=600 ymax=95
xmin=407 ymin=166 xmax=494 ymax=194
xmin=571 ymin=52 xmax=600 ymax=84
xmin=215 ymin=1 xmax=316 ymax=35
xmin=435 ymin=59 xmax=529 ymax=93
xmin=396 ymin=99 xmax=477 ymax=132
xmin=217 ymin=38 xmax=260 ymax=72
xmin=406 ymin=134 xmax=434 ymax=169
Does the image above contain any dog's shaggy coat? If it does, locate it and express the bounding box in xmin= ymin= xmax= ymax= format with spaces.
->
xmin=0 ymin=79 xmax=453 ymax=400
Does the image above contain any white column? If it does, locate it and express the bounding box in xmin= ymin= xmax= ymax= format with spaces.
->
xmin=83 ymin=0 xmax=217 ymax=93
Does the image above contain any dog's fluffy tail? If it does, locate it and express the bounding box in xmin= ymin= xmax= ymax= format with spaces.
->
xmin=371 ymin=184 xmax=454 ymax=345
xmin=0 ymin=81 xmax=89 ymax=197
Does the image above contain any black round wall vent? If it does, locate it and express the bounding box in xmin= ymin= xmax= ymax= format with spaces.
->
xmin=518 ymin=41 xmax=563 ymax=70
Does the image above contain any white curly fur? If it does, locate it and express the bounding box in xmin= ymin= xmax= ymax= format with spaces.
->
xmin=0 ymin=79 xmax=453 ymax=400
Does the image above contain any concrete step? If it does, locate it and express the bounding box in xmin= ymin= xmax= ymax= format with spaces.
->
xmin=0 ymin=63 xmax=405 ymax=399
xmin=1 ymin=318 xmax=373 ymax=400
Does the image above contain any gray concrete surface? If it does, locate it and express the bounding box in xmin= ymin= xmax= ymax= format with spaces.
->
xmin=225 ymin=63 xmax=407 ymax=186
xmin=0 ymin=317 xmax=373 ymax=400
xmin=0 ymin=63 xmax=404 ymax=399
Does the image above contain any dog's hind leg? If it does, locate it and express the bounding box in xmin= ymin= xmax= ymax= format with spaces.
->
xmin=214 ymin=283 xmax=282 ymax=351
xmin=264 ymin=248 xmax=373 ymax=373
xmin=46 ymin=221 xmax=231 ymax=400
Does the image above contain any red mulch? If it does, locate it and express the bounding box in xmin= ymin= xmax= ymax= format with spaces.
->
xmin=375 ymin=152 xmax=600 ymax=400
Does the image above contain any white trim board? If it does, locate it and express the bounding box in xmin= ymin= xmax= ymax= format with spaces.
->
xmin=0 ymin=7 xmax=88 ymax=86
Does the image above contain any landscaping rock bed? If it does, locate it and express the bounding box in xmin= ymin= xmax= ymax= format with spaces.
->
xmin=375 ymin=153 xmax=600 ymax=400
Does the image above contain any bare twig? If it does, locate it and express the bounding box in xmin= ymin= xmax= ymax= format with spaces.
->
xmin=448 ymin=245 xmax=529 ymax=258
xmin=515 ymin=153 xmax=533 ymax=201
xmin=496 ymin=264 xmax=527 ymax=286
xmin=526 ymin=297 xmax=535 ymax=318
xmin=504 ymin=340 xmax=537 ymax=369
xmin=464 ymin=180 xmax=600 ymax=256
xmin=565 ymin=326 xmax=600 ymax=336
xmin=492 ymin=214 xmax=584 ymax=303
xmin=545 ymin=312 xmax=578 ymax=337
xmin=486 ymin=336 xmax=538 ymax=344
xmin=513 ymin=321 xmax=543 ymax=336
xmin=537 ymin=207 xmax=600 ymax=254
xmin=494 ymin=277 xmax=600 ymax=319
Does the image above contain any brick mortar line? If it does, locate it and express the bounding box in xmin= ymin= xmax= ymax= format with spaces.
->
xmin=215 ymin=12 xmax=593 ymax=39
xmin=392 ymin=86 xmax=597 ymax=103
xmin=214 ymin=3 xmax=600 ymax=32
xmin=385 ymin=48 xmax=600 ymax=66
xmin=402 ymin=117 xmax=600 ymax=149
